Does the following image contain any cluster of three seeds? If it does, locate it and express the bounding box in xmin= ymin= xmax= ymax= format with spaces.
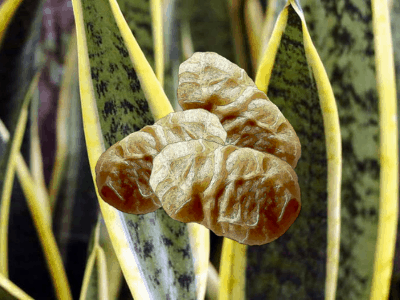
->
xmin=95 ymin=52 xmax=301 ymax=245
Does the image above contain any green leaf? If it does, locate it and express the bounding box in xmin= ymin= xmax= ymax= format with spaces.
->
xmin=117 ymin=0 xmax=155 ymax=70
xmin=249 ymin=3 xmax=336 ymax=298
xmin=301 ymin=1 xmax=382 ymax=299
xmin=98 ymin=218 xmax=123 ymax=300
xmin=75 ymin=0 xmax=198 ymax=298
xmin=82 ymin=0 xmax=155 ymax=146
xmin=80 ymin=218 xmax=109 ymax=300
xmin=180 ymin=0 xmax=236 ymax=67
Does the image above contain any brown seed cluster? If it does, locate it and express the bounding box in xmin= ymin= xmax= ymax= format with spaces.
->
xmin=95 ymin=52 xmax=301 ymax=245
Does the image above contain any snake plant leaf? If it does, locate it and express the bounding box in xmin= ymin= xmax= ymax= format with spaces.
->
xmin=72 ymin=0 xmax=197 ymax=298
xmin=116 ymin=0 xmax=155 ymax=70
xmin=150 ymin=0 xmax=164 ymax=86
xmin=206 ymin=262 xmax=219 ymax=300
xmin=163 ymin=0 xmax=181 ymax=111
xmin=244 ymin=0 xmax=264 ymax=72
xmin=29 ymin=84 xmax=51 ymax=226
xmin=218 ymin=239 xmax=246 ymax=300
xmin=249 ymin=1 xmax=342 ymax=299
xmin=0 ymin=120 xmax=72 ymax=300
xmin=116 ymin=0 xmax=165 ymax=108
xmin=0 ymin=0 xmax=43 ymax=140
xmin=0 ymin=70 xmax=40 ymax=277
xmin=115 ymin=0 xmax=164 ymax=86
xmin=0 ymin=1 xmax=45 ymax=287
xmin=300 ymin=0 xmax=398 ymax=299
xmin=0 ymin=0 xmax=44 ymax=249
xmin=0 ymin=273 xmax=34 ymax=300
xmin=80 ymin=218 xmax=109 ymax=300
xmin=392 ymin=0 xmax=400 ymax=285
xmin=55 ymin=63 xmax=88 ymax=264
xmin=49 ymin=30 xmax=79 ymax=213
xmin=181 ymin=0 xmax=236 ymax=66
xmin=174 ymin=21 xmax=211 ymax=299
xmin=106 ymin=1 xmax=209 ymax=298
xmin=226 ymin=0 xmax=250 ymax=73
xmin=98 ymin=217 xmax=123 ymax=300
xmin=0 ymin=0 xmax=24 ymax=47
xmin=390 ymin=0 xmax=400 ymax=280
xmin=260 ymin=0 xmax=287 ymax=56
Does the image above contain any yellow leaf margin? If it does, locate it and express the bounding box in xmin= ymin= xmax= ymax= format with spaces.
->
xmin=218 ymin=239 xmax=246 ymax=300
xmin=369 ymin=0 xmax=399 ymax=299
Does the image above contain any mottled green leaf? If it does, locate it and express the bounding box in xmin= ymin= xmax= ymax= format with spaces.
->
xmin=179 ymin=0 xmax=235 ymax=67
xmin=82 ymin=0 xmax=154 ymax=146
xmin=247 ymin=5 xmax=327 ymax=299
xmin=117 ymin=0 xmax=154 ymax=69
xmin=81 ymin=0 xmax=197 ymax=298
xmin=300 ymin=1 xmax=381 ymax=299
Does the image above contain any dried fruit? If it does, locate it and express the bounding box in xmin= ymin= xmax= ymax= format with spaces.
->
xmin=95 ymin=109 xmax=227 ymax=214
xmin=95 ymin=52 xmax=302 ymax=246
xmin=150 ymin=139 xmax=301 ymax=246
xmin=177 ymin=52 xmax=301 ymax=168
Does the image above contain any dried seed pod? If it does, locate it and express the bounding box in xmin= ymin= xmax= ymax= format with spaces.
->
xmin=95 ymin=109 xmax=227 ymax=214
xmin=177 ymin=52 xmax=301 ymax=168
xmin=150 ymin=139 xmax=301 ymax=246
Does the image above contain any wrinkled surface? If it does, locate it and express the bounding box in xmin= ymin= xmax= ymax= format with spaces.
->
xmin=220 ymin=98 xmax=301 ymax=168
xmin=177 ymin=52 xmax=301 ymax=168
xmin=178 ymin=52 xmax=256 ymax=112
xmin=150 ymin=139 xmax=301 ymax=245
xmin=95 ymin=109 xmax=226 ymax=214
